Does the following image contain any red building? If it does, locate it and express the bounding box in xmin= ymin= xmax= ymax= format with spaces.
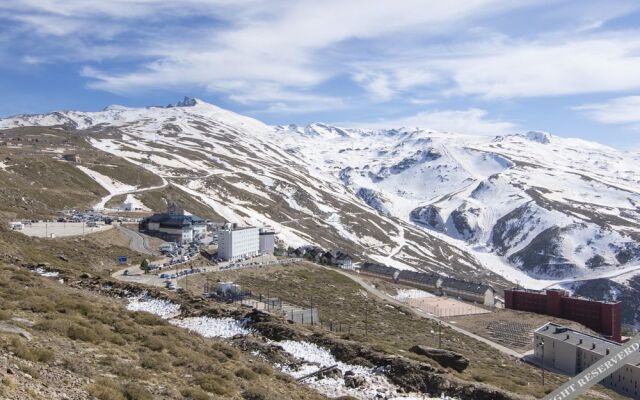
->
xmin=504 ymin=288 xmax=621 ymax=342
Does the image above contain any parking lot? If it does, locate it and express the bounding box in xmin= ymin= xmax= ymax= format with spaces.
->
xmin=19 ymin=221 xmax=114 ymax=238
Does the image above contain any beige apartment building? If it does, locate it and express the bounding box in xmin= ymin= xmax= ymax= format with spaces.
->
xmin=534 ymin=322 xmax=640 ymax=398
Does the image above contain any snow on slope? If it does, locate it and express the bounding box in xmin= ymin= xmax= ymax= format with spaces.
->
xmin=4 ymin=98 xmax=640 ymax=288
xmin=76 ymin=165 xmax=135 ymax=209
xmin=275 ymin=124 xmax=640 ymax=280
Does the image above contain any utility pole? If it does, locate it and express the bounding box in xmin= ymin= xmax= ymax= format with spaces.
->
xmin=310 ymin=297 xmax=314 ymax=325
xmin=537 ymin=338 xmax=545 ymax=389
xmin=364 ymin=301 xmax=368 ymax=337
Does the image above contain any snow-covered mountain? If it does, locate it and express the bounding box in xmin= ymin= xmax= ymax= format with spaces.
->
xmin=3 ymin=97 xmax=640 ymax=290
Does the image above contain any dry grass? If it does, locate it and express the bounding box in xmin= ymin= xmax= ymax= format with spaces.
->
xmin=0 ymin=261 xmax=325 ymax=400
xmin=193 ymin=263 xmax=628 ymax=400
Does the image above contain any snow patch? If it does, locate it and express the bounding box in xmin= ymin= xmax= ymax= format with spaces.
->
xmin=169 ymin=317 xmax=251 ymax=338
xmin=126 ymin=295 xmax=181 ymax=319
xmin=34 ymin=267 xmax=59 ymax=278
xmin=277 ymin=340 xmax=447 ymax=400
xmin=392 ymin=289 xmax=435 ymax=301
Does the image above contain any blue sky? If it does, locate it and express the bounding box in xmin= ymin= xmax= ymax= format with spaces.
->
xmin=2 ymin=1 xmax=640 ymax=148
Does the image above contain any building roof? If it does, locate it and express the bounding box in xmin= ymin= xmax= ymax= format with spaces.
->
xmin=506 ymin=288 xmax=620 ymax=305
xmin=360 ymin=262 xmax=398 ymax=277
xmin=397 ymin=270 xmax=439 ymax=285
xmin=441 ymin=277 xmax=493 ymax=295
xmin=535 ymin=322 xmax=623 ymax=356
xmin=148 ymin=213 xmax=206 ymax=228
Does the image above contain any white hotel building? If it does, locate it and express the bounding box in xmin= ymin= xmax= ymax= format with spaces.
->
xmin=218 ymin=226 xmax=260 ymax=261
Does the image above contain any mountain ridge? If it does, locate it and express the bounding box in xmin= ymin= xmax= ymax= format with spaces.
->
xmin=2 ymin=98 xmax=640 ymax=296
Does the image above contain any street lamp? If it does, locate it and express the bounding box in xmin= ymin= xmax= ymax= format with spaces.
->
xmin=536 ymin=337 xmax=545 ymax=389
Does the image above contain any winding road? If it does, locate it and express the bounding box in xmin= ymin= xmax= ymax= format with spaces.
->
xmin=117 ymin=225 xmax=158 ymax=256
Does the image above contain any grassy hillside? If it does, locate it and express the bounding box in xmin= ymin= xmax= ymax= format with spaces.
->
xmin=197 ymin=263 xmax=627 ymax=400
xmin=0 ymin=126 xmax=163 ymax=219
xmin=136 ymin=184 xmax=226 ymax=221
xmin=0 ymin=226 xmax=324 ymax=400
xmin=0 ymin=157 xmax=107 ymax=219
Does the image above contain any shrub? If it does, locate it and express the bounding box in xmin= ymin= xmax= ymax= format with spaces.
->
xmin=139 ymin=352 xmax=171 ymax=371
xmin=195 ymin=374 xmax=234 ymax=396
xmin=110 ymin=362 xmax=145 ymax=380
xmin=242 ymin=388 xmax=279 ymax=400
xmin=8 ymin=338 xmax=54 ymax=363
xmin=252 ymin=363 xmax=273 ymax=376
xmin=179 ymin=386 xmax=209 ymax=400
xmin=62 ymin=356 xmax=93 ymax=376
xmin=209 ymin=342 xmax=237 ymax=360
xmin=122 ymin=382 xmax=153 ymax=400
xmin=144 ymin=335 xmax=166 ymax=352
xmin=2 ymin=376 xmax=16 ymax=389
xmin=133 ymin=312 xmax=165 ymax=326
xmin=0 ymin=310 xmax=11 ymax=320
xmin=235 ymin=367 xmax=257 ymax=380
xmin=67 ymin=324 xmax=98 ymax=343
xmin=87 ymin=379 xmax=126 ymax=400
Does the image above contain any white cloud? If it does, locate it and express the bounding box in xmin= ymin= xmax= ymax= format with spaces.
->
xmin=355 ymin=31 xmax=640 ymax=100
xmin=5 ymin=0 xmax=640 ymax=114
xmin=4 ymin=0 xmax=521 ymax=108
xmin=349 ymin=108 xmax=517 ymax=135
xmin=352 ymin=72 xmax=394 ymax=100
xmin=573 ymin=96 xmax=640 ymax=125
xmin=447 ymin=34 xmax=640 ymax=98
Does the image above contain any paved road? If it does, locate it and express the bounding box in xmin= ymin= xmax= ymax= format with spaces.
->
xmin=113 ymin=256 xmax=299 ymax=288
xmin=309 ymin=262 xmax=526 ymax=359
xmin=117 ymin=225 xmax=157 ymax=255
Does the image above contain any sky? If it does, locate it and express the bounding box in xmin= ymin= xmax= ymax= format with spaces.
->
xmin=2 ymin=1 xmax=640 ymax=148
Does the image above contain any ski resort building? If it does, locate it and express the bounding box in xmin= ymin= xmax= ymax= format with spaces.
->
xmin=258 ymin=229 xmax=275 ymax=255
xmin=397 ymin=270 xmax=441 ymax=291
xmin=358 ymin=263 xmax=400 ymax=280
xmin=218 ymin=226 xmax=260 ymax=261
xmin=358 ymin=264 xmax=499 ymax=307
xmin=505 ymin=288 xmax=621 ymax=341
xmin=140 ymin=204 xmax=206 ymax=244
xmin=334 ymin=252 xmax=354 ymax=270
xmin=533 ymin=323 xmax=640 ymax=398
xmin=440 ymin=278 xmax=497 ymax=307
